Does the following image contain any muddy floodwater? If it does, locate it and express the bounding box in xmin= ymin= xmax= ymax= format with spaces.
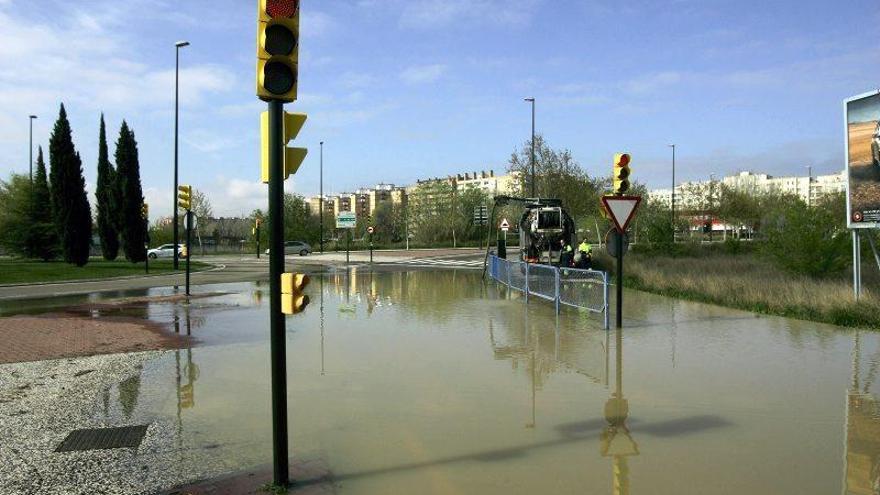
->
xmin=4 ymin=269 xmax=879 ymax=494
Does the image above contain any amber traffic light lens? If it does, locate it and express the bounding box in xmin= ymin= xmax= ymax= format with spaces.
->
xmin=265 ymin=24 xmax=296 ymax=55
xmin=264 ymin=61 xmax=296 ymax=95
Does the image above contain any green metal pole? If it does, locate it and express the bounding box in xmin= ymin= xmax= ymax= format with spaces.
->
xmin=267 ymin=99 xmax=289 ymax=487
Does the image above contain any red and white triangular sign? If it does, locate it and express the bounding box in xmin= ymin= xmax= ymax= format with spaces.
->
xmin=602 ymin=195 xmax=642 ymax=233
xmin=500 ymin=218 xmax=510 ymax=231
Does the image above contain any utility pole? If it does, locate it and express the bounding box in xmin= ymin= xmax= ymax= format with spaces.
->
xmin=525 ymin=97 xmax=536 ymax=198
xmin=669 ymin=144 xmax=675 ymax=243
xmin=320 ymin=141 xmax=324 ymax=254
xmin=173 ymin=40 xmax=190 ymax=271
xmin=28 ymin=115 xmax=37 ymax=183
xmin=806 ymin=165 xmax=812 ymax=208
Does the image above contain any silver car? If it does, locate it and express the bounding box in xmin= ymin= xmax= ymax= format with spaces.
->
xmin=265 ymin=241 xmax=312 ymax=256
xmin=147 ymin=244 xmax=186 ymax=259
xmin=872 ymin=121 xmax=880 ymax=167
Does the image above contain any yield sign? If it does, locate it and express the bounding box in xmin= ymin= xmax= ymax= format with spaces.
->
xmin=601 ymin=195 xmax=642 ymax=233
xmin=500 ymin=218 xmax=510 ymax=231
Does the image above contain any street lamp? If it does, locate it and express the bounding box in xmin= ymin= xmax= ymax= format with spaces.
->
xmin=29 ymin=115 xmax=37 ymax=183
xmin=173 ymin=40 xmax=190 ymax=271
xmin=524 ymin=97 xmax=536 ymax=198
xmin=320 ymin=141 xmax=324 ymax=254
xmin=668 ymin=144 xmax=675 ymax=243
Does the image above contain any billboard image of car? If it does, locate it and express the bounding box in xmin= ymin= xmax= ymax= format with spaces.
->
xmin=846 ymin=91 xmax=880 ymax=228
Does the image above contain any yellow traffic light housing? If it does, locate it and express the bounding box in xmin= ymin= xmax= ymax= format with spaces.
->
xmin=261 ymin=110 xmax=308 ymax=183
xmin=178 ymin=185 xmax=192 ymax=210
xmin=613 ymin=153 xmax=631 ymax=195
xmin=281 ymin=272 xmax=310 ymax=314
xmin=141 ymin=203 xmax=149 ymax=220
xmin=257 ymin=0 xmax=300 ymax=102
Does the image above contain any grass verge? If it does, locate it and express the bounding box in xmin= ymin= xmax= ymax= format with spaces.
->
xmin=0 ymin=258 xmax=210 ymax=285
xmin=595 ymin=252 xmax=880 ymax=329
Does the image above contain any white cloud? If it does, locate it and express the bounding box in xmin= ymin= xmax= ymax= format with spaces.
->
xmin=398 ymin=0 xmax=541 ymax=29
xmin=400 ymin=64 xmax=447 ymax=84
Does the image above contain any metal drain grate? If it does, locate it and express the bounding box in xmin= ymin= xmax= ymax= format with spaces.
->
xmin=55 ymin=425 xmax=149 ymax=452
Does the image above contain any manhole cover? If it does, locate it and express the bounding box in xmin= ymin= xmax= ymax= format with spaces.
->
xmin=55 ymin=425 xmax=149 ymax=452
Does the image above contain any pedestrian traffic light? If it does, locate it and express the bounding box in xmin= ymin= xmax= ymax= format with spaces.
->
xmin=141 ymin=203 xmax=149 ymax=220
xmin=260 ymin=110 xmax=308 ymax=183
xmin=613 ymin=153 xmax=631 ymax=195
xmin=280 ymin=272 xmax=310 ymax=314
xmin=257 ymin=0 xmax=300 ymax=102
xmin=178 ymin=185 xmax=192 ymax=210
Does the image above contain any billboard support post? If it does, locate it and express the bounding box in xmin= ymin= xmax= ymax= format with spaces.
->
xmin=854 ymin=230 xmax=862 ymax=300
xmin=867 ymin=230 xmax=880 ymax=272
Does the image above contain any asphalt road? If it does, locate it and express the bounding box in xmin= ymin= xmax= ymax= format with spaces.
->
xmin=0 ymin=249 xmax=489 ymax=300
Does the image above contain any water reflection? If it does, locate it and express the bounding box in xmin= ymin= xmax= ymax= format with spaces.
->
xmin=601 ymin=327 xmax=638 ymax=495
xmin=845 ymin=331 xmax=880 ymax=495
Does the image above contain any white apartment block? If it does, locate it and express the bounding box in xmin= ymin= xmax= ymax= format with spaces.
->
xmin=649 ymin=170 xmax=846 ymax=208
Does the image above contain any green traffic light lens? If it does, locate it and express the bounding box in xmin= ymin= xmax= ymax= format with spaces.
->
xmin=265 ymin=24 xmax=296 ymax=56
xmin=264 ymin=61 xmax=296 ymax=95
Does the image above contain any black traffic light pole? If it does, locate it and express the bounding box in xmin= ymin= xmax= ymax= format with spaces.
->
xmin=616 ymin=230 xmax=624 ymax=328
xmin=185 ymin=211 xmax=192 ymax=296
xmin=144 ymin=219 xmax=150 ymax=275
xmin=369 ymin=232 xmax=373 ymax=264
xmin=256 ymin=223 xmax=261 ymax=259
xmin=267 ymin=99 xmax=290 ymax=487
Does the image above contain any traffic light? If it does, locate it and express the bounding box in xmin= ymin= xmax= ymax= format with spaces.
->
xmin=257 ymin=0 xmax=300 ymax=102
xmin=178 ymin=185 xmax=192 ymax=210
xmin=141 ymin=203 xmax=149 ymax=220
xmin=261 ymin=110 xmax=308 ymax=183
xmin=613 ymin=153 xmax=631 ymax=195
xmin=280 ymin=272 xmax=310 ymax=314
xmin=256 ymin=218 xmax=262 ymax=228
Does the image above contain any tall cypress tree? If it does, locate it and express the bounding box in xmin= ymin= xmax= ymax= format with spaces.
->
xmin=115 ymin=121 xmax=146 ymax=262
xmin=95 ymin=114 xmax=119 ymax=260
xmin=48 ymin=104 xmax=92 ymax=266
xmin=30 ymin=147 xmax=59 ymax=260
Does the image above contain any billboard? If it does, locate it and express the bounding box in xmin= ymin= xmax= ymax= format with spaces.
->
xmin=846 ymin=90 xmax=880 ymax=228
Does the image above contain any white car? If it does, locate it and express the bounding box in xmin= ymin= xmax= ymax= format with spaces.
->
xmin=147 ymin=244 xmax=186 ymax=259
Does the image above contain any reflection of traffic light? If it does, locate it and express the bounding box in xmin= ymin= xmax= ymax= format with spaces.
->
xmin=180 ymin=384 xmax=194 ymax=409
xmin=178 ymin=185 xmax=192 ymax=210
xmin=281 ymin=272 xmax=310 ymax=314
xmin=141 ymin=203 xmax=149 ymax=220
xmin=612 ymin=153 xmax=631 ymax=195
xmin=257 ymin=0 xmax=300 ymax=102
xmin=260 ymin=110 xmax=308 ymax=183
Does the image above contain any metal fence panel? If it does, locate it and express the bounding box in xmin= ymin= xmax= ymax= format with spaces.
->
xmin=558 ymin=268 xmax=607 ymax=313
xmin=487 ymin=255 xmax=609 ymax=328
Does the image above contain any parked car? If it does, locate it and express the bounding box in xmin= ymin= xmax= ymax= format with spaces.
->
xmin=147 ymin=244 xmax=186 ymax=259
xmin=872 ymin=121 xmax=880 ymax=167
xmin=265 ymin=241 xmax=312 ymax=256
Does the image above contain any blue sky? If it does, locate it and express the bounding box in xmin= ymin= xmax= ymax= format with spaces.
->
xmin=0 ymin=0 xmax=877 ymax=218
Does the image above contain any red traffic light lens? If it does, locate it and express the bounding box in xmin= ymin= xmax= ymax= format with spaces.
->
xmin=618 ymin=154 xmax=630 ymax=166
xmin=266 ymin=0 xmax=298 ymax=18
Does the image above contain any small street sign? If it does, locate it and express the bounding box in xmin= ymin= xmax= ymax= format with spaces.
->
xmin=367 ymin=226 xmax=375 ymax=234
xmin=500 ymin=218 xmax=510 ymax=232
xmin=601 ymin=196 xmax=642 ymax=233
xmin=336 ymin=211 xmax=356 ymax=229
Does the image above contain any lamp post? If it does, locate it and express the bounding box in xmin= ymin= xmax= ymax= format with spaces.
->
xmin=524 ymin=97 xmax=536 ymax=198
xmin=668 ymin=144 xmax=675 ymax=243
xmin=173 ymin=40 xmax=190 ymax=271
xmin=29 ymin=115 xmax=37 ymax=183
xmin=320 ymin=141 xmax=324 ymax=254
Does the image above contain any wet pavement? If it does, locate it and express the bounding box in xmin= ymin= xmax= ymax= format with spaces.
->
xmin=0 ymin=268 xmax=878 ymax=494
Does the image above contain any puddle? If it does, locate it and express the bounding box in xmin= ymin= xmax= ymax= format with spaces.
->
xmin=5 ymin=270 xmax=879 ymax=494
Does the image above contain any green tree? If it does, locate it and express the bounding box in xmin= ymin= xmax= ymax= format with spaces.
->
xmin=95 ymin=114 xmax=119 ymax=260
xmin=762 ymin=193 xmax=849 ymax=278
xmin=408 ymin=180 xmax=456 ymax=245
xmin=29 ymin=147 xmax=59 ymax=260
xmin=48 ymin=104 xmax=92 ymax=266
xmin=115 ymin=121 xmax=147 ymax=262
xmin=0 ymin=174 xmax=33 ymax=256
xmin=283 ymin=194 xmax=321 ymax=245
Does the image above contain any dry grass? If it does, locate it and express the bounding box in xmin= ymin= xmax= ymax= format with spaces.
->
xmin=598 ymin=253 xmax=880 ymax=329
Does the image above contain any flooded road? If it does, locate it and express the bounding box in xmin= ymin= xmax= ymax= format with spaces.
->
xmin=2 ymin=269 xmax=878 ymax=494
